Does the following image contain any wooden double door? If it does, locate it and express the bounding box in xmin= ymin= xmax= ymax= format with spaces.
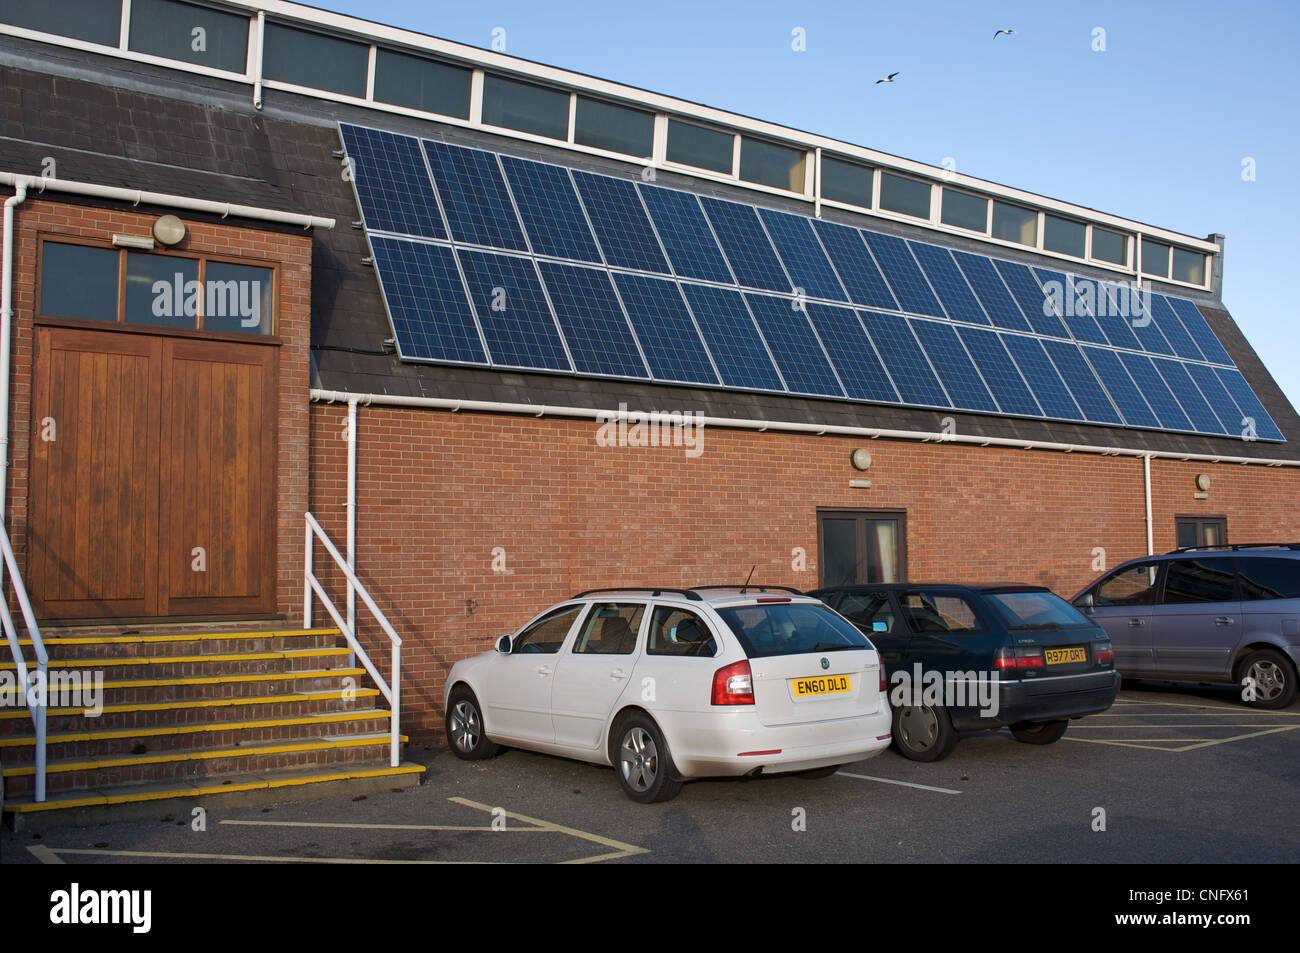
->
xmin=28 ymin=326 xmax=278 ymax=619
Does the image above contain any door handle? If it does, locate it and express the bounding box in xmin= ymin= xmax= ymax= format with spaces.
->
xmin=609 ymin=669 xmax=627 ymax=680
xmin=1128 ymin=618 xmax=1145 ymax=627
xmin=537 ymin=665 xmax=553 ymax=677
xmin=1214 ymin=617 xmax=1235 ymax=626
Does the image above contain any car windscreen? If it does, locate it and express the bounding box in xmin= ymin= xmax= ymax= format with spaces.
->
xmin=716 ymin=602 xmax=871 ymax=659
xmin=984 ymin=591 xmax=1094 ymax=630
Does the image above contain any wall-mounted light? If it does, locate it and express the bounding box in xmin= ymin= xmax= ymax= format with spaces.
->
xmin=851 ymin=448 xmax=873 ymax=471
xmin=1196 ymin=473 xmax=1211 ymax=492
xmin=111 ymin=233 xmax=154 ymax=250
xmin=152 ymin=214 xmax=186 ymax=247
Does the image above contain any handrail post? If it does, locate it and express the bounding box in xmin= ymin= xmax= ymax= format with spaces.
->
xmin=390 ymin=642 xmax=400 ymax=767
xmin=303 ymin=516 xmax=313 ymax=629
xmin=34 ymin=660 xmax=46 ymax=802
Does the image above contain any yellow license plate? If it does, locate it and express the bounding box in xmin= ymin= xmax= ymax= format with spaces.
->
xmin=792 ymin=675 xmax=852 ymax=697
xmin=1044 ymin=646 xmax=1088 ymax=665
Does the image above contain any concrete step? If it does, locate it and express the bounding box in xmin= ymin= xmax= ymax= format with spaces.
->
xmin=9 ymin=627 xmax=344 ymax=660
xmin=0 ymin=647 xmax=358 ymax=680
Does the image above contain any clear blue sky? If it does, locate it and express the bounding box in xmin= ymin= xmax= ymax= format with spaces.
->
xmin=326 ymin=0 xmax=1300 ymax=410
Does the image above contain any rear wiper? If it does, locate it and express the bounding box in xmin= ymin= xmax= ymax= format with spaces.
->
xmin=812 ymin=642 xmax=863 ymax=651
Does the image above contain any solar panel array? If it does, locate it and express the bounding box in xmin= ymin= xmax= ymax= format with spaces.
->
xmin=339 ymin=123 xmax=1284 ymax=442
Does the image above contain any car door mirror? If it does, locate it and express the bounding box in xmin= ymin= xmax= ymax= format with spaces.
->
xmin=1081 ymin=592 xmax=1095 ymax=615
xmin=496 ymin=634 xmax=512 ymax=655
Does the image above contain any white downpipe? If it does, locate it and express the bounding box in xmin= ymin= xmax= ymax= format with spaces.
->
xmin=346 ymin=398 xmax=357 ymax=666
xmin=1 ymin=181 xmax=27 ymax=523
xmin=1144 ymin=454 xmax=1154 ymax=556
xmin=309 ymin=389 xmax=1300 ymax=469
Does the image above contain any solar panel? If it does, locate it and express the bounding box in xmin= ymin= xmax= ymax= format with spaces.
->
xmin=422 ymin=140 xmax=527 ymax=250
xmin=1080 ymin=346 xmax=1159 ymax=428
xmin=700 ymin=197 xmax=792 ymax=293
xmin=611 ymin=272 xmax=720 ymax=386
xmin=1151 ymin=357 xmax=1227 ymax=434
xmin=536 ymin=261 xmax=648 ymax=378
xmin=638 ymin=184 xmax=734 ymax=283
xmin=756 ymin=209 xmax=848 ymax=302
xmin=1166 ymin=297 xmax=1232 ymax=365
xmin=1149 ymin=294 xmax=1206 ymax=362
xmin=956 ymin=326 xmax=1042 ymax=417
xmin=1101 ymin=282 xmax=1174 ymax=356
xmin=811 ymin=219 xmax=899 ymax=311
xmin=571 ymin=171 xmax=670 ymax=273
xmin=1215 ymin=367 xmax=1285 ymax=441
xmin=950 ymin=251 xmax=1033 ymax=333
xmin=1184 ymin=362 xmax=1246 ymax=435
xmin=499 ymin=155 xmax=601 ymax=263
xmin=743 ymin=294 xmax=845 ymax=397
xmin=680 ymin=283 xmax=785 ymax=391
xmin=456 ymin=249 xmax=571 ymax=371
xmin=857 ymin=310 xmax=949 ymax=408
xmin=860 ymin=231 xmax=946 ymax=318
xmin=1071 ymin=277 xmax=1142 ymax=351
xmin=1000 ymin=334 xmax=1085 ymax=421
xmin=340 ymin=124 xmax=447 ymax=240
xmin=1117 ymin=352 xmax=1194 ymax=432
xmin=909 ymin=242 xmax=990 ymax=326
xmin=993 ymin=261 xmax=1070 ymax=339
xmin=910 ymin=319 xmax=998 ymax=412
xmin=804 ymin=303 xmax=900 ymax=403
xmin=1033 ymin=267 xmax=1108 ymax=345
xmin=368 ymin=237 xmax=483 ymax=363
xmin=1040 ymin=339 xmax=1123 ymax=424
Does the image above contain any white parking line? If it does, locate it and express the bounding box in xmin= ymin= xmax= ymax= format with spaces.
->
xmin=837 ymin=771 xmax=962 ymax=794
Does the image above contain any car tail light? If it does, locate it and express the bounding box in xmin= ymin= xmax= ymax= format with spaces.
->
xmin=1095 ymin=642 xmax=1114 ymax=665
xmin=756 ymin=597 xmax=791 ymax=603
xmin=994 ymin=646 xmax=1045 ymax=670
xmin=878 ymin=665 xmax=888 ymax=692
xmin=712 ymin=659 xmax=754 ymax=705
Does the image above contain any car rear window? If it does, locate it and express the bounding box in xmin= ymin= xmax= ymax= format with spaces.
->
xmin=985 ymin=591 xmax=1093 ymax=630
xmin=1238 ymin=557 xmax=1300 ymax=601
xmin=716 ymin=602 xmax=870 ymax=659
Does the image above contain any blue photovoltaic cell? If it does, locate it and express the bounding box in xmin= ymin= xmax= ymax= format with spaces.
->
xmin=1167 ymin=297 xmax=1233 ymax=365
xmin=1151 ymin=357 xmax=1226 ymax=434
xmin=1080 ymin=346 xmax=1159 ymax=428
xmin=638 ymin=185 xmax=733 ymax=283
xmin=1102 ymin=282 xmax=1174 ymax=356
xmin=571 ymin=171 xmax=670 ymax=273
xmin=1184 ymin=362 xmax=1245 ymax=434
xmin=860 ymin=231 xmax=946 ymax=318
xmin=1215 ymin=367 xmax=1285 ymax=441
xmin=612 ymin=273 xmax=719 ymax=386
xmin=1000 ymin=334 xmax=1085 ymax=421
xmin=857 ymin=310 xmax=949 ymax=408
xmin=455 ymin=249 xmax=570 ymax=371
xmin=910 ymin=319 xmax=998 ymax=412
xmin=1117 ymin=352 xmax=1193 ymax=432
xmin=421 ymin=140 xmax=527 ymax=250
xmin=805 ymin=303 xmax=899 ymax=403
xmin=1034 ymin=268 xmax=1107 ymax=344
xmin=340 ymin=124 xmax=446 ymax=240
xmin=536 ymin=262 xmax=647 ymax=378
xmin=1040 ymin=339 xmax=1122 ymax=423
xmin=1149 ymin=295 xmax=1205 ymax=361
xmin=368 ymin=237 xmax=483 ymax=363
xmin=743 ymin=294 xmax=844 ymax=398
xmin=909 ymin=242 xmax=990 ymax=326
xmin=757 ymin=208 xmax=848 ymax=302
xmin=950 ymin=251 xmax=1033 ymax=333
xmin=680 ymin=283 xmax=785 ymax=391
xmin=700 ymin=197 xmax=792 ymax=293
xmin=499 ymin=156 xmax=601 ymax=263
xmin=1071 ymin=277 xmax=1142 ymax=351
xmin=956 ymin=326 xmax=1041 ymax=417
xmin=993 ymin=260 xmax=1069 ymax=339
xmin=811 ymin=219 xmax=899 ymax=311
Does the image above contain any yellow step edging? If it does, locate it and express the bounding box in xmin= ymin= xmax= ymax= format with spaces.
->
xmin=15 ymin=628 xmax=341 ymax=647
xmin=0 ymin=709 xmax=392 ymax=747
xmin=14 ymin=667 xmax=366 ymax=692
xmin=0 ymin=647 xmax=353 ymax=672
xmin=0 ymin=687 xmax=379 ymax=720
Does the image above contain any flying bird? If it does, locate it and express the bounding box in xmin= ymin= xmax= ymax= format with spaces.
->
xmin=993 ymin=28 xmax=1015 ymax=38
xmin=875 ymin=72 xmax=900 ymax=84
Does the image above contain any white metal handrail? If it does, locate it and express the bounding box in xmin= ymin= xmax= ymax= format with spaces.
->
xmin=304 ymin=511 xmax=402 ymax=767
xmin=0 ymin=523 xmax=47 ymax=801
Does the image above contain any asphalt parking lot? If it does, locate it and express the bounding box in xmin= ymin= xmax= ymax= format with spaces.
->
xmin=4 ymin=683 xmax=1297 ymax=865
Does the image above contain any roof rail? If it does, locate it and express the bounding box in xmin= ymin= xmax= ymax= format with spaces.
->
xmin=691 ymin=584 xmax=806 ymax=596
xmin=571 ymin=587 xmax=703 ymax=601
xmin=1168 ymin=542 xmax=1300 ymax=554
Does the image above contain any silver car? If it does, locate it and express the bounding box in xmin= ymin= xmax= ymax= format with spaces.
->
xmin=1072 ymin=544 xmax=1300 ymax=709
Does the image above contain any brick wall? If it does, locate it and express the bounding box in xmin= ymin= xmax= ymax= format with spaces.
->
xmin=7 ymin=196 xmax=312 ymax=620
xmin=308 ymin=403 xmax=1300 ymax=738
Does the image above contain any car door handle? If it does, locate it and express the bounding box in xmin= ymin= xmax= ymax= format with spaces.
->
xmin=1128 ymin=618 xmax=1146 ymax=627
xmin=1215 ymin=617 xmax=1235 ymax=626
xmin=537 ymin=665 xmax=553 ymax=677
xmin=609 ymin=669 xmax=627 ymax=680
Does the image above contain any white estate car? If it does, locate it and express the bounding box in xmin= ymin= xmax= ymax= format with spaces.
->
xmin=444 ymin=586 xmax=892 ymax=802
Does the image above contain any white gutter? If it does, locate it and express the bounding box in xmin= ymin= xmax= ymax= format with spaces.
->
xmin=0 ymin=182 xmax=27 ymax=523
xmin=1144 ymin=454 xmax=1154 ymax=556
xmin=0 ymin=173 xmax=336 ymax=230
xmin=309 ymin=389 xmax=1299 ymax=468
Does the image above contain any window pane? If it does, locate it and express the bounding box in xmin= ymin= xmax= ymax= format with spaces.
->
xmin=1172 ymin=247 xmax=1206 ymax=285
xmin=481 ymin=75 xmax=568 ymax=140
xmin=739 ymin=138 xmax=805 ymax=192
xmin=992 ymin=201 xmax=1037 ymax=245
xmin=574 ymin=97 xmax=653 ymax=157
xmin=574 ymin=603 xmax=644 ymax=655
xmin=648 ymin=607 xmax=715 ymax=657
xmin=1044 ymin=214 xmax=1086 ymax=258
xmin=899 ymin=591 xmax=981 ymax=632
xmin=2 ymin=0 xmax=121 ymax=45
xmin=1176 ymin=521 xmax=1199 ymax=550
xmin=40 ymin=243 xmax=119 ymax=321
xmin=128 ymin=0 xmax=248 ymax=73
xmin=203 ymin=262 xmax=273 ymax=334
xmin=1091 ymin=226 xmax=1127 ymax=265
xmin=717 ymin=603 xmax=869 ymax=659
xmin=1161 ymin=558 xmax=1236 ymax=604
xmin=1095 ymin=564 xmax=1159 ymax=607
xmin=124 ymin=252 xmax=199 ymax=328
xmin=821 ymin=518 xmax=857 ymax=587
xmin=1238 ymin=558 xmax=1300 ymax=601
xmin=1141 ymin=238 xmax=1170 ymax=277
xmin=838 ymin=594 xmax=895 ymax=634
xmin=514 ymin=605 xmax=581 ymax=654
xmin=373 ymin=49 xmax=470 ymax=119
xmin=865 ymin=520 xmax=900 ymax=583
xmin=879 ymin=172 xmax=930 ymax=218
xmin=821 ymin=156 xmax=872 ymax=206
xmin=262 ymin=22 xmax=368 ymax=97
xmin=940 ymin=189 xmax=987 ymax=232
xmin=666 ymin=119 xmax=733 ymax=173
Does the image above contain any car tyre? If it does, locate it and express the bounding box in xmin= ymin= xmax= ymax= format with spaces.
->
xmin=1009 ymin=719 xmax=1069 ymax=744
xmin=611 ymin=712 xmax=683 ymax=804
xmin=445 ymin=685 xmax=500 ymax=761
xmin=1237 ymin=649 xmax=1298 ymax=710
xmin=891 ymin=705 xmax=958 ymax=762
